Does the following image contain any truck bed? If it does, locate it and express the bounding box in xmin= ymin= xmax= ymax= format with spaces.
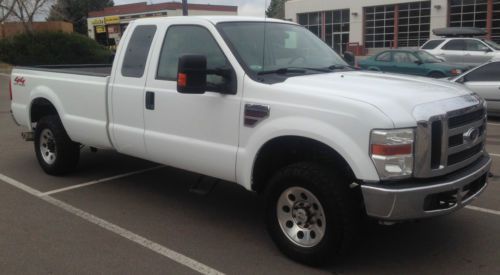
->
xmin=17 ymin=64 xmax=112 ymax=77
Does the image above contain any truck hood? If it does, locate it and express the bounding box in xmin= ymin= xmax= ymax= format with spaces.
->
xmin=278 ymin=70 xmax=473 ymax=127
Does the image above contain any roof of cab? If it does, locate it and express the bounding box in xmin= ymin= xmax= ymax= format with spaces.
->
xmin=131 ymin=16 xmax=295 ymax=25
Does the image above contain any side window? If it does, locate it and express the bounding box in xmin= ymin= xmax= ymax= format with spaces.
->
xmin=375 ymin=52 xmax=391 ymax=62
xmin=393 ymin=52 xmax=410 ymax=63
xmin=408 ymin=53 xmax=420 ymax=63
xmin=421 ymin=40 xmax=445 ymax=50
xmin=465 ymin=62 xmax=500 ymax=82
xmin=157 ymin=25 xmax=229 ymax=87
xmin=121 ymin=25 xmax=157 ymax=78
xmin=442 ymin=39 xmax=466 ymax=51
xmin=465 ymin=40 xmax=490 ymax=52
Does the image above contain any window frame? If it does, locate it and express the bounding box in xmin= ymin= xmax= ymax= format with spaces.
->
xmin=154 ymin=24 xmax=238 ymax=95
xmin=121 ymin=25 xmax=158 ymax=78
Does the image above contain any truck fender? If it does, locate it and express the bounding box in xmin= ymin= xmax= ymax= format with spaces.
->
xmin=236 ymin=116 xmax=379 ymax=191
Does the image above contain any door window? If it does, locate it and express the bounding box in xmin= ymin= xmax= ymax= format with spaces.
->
xmin=121 ymin=25 xmax=157 ymax=78
xmin=442 ymin=39 xmax=466 ymax=51
xmin=394 ymin=52 xmax=411 ymax=63
xmin=465 ymin=62 xmax=500 ymax=82
xmin=375 ymin=52 xmax=392 ymax=62
xmin=464 ymin=40 xmax=490 ymax=51
xmin=157 ymin=25 xmax=230 ymax=89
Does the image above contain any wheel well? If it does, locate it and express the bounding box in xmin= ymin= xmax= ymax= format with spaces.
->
xmin=30 ymin=98 xmax=59 ymax=124
xmin=251 ymin=136 xmax=355 ymax=193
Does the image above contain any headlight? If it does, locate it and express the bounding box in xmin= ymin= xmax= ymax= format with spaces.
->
xmin=370 ymin=128 xmax=415 ymax=180
xmin=451 ymin=69 xmax=463 ymax=76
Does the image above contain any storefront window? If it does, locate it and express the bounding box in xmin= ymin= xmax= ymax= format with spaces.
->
xmin=325 ymin=9 xmax=350 ymax=54
xmin=364 ymin=5 xmax=395 ymax=48
xmin=398 ymin=1 xmax=431 ymax=47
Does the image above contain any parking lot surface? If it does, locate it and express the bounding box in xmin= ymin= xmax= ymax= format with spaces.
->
xmin=1 ymin=73 xmax=500 ymax=274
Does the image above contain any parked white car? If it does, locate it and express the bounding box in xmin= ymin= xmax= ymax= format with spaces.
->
xmin=421 ymin=37 xmax=500 ymax=66
xmin=10 ymin=16 xmax=491 ymax=265
xmin=451 ymin=59 xmax=500 ymax=115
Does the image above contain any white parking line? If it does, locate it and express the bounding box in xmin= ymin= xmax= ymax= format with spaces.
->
xmin=0 ymin=73 xmax=10 ymax=77
xmin=488 ymin=122 xmax=500 ymax=126
xmin=466 ymin=205 xmax=500 ymax=217
xmin=490 ymin=153 xmax=500 ymax=158
xmin=0 ymin=173 xmax=224 ymax=275
xmin=39 ymin=166 xmax=164 ymax=197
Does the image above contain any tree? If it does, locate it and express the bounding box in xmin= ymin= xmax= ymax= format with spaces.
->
xmin=266 ymin=0 xmax=287 ymax=19
xmin=0 ymin=0 xmax=52 ymax=33
xmin=47 ymin=0 xmax=114 ymax=35
xmin=0 ymin=0 xmax=16 ymax=23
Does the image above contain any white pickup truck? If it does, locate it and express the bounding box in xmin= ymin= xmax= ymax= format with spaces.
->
xmin=10 ymin=16 xmax=491 ymax=265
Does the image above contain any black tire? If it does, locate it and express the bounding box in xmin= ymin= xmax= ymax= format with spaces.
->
xmin=428 ymin=71 xmax=446 ymax=78
xmin=264 ymin=162 xmax=361 ymax=266
xmin=34 ymin=115 xmax=80 ymax=175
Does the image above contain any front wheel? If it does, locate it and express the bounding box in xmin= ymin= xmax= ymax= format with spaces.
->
xmin=34 ymin=115 xmax=80 ymax=175
xmin=265 ymin=162 xmax=361 ymax=266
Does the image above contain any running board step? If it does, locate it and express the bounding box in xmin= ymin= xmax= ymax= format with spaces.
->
xmin=21 ymin=132 xmax=34 ymax=141
xmin=189 ymin=176 xmax=219 ymax=196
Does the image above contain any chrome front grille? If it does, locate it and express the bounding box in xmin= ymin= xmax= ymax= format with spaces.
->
xmin=414 ymin=95 xmax=487 ymax=178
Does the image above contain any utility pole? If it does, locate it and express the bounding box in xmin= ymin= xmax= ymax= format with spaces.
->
xmin=182 ymin=0 xmax=188 ymax=16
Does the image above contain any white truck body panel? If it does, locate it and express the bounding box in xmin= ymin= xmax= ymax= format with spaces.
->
xmin=10 ymin=16 xmax=489 ymax=207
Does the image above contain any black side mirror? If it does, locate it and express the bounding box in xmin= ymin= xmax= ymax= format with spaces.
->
xmin=414 ymin=60 xmax=423 ymax=65
xmin=343 ymin=51 xmax=355 ymax=66
xmin=177 ymin=55 xmax=208 ymax=94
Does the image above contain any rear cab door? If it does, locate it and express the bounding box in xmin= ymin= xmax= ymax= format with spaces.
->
xmin=142 ymin=19 xmax=244 ymax=182
xmin=462 ymin=39 xmax=495 ymax=65
xmin=109 ymin=22 xmax=158 ymax=159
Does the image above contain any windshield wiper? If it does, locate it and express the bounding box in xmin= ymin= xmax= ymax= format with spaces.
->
xmin=257 ymin=66 xmax=330 ymax=76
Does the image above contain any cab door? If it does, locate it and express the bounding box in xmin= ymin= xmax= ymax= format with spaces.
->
xmin=143 ymin=23 xmax=242 ymax=182
xmin=109 ymin=24 xmax=157 ymax=159
xmin=440 ymin=39 xmax=466 ymax=64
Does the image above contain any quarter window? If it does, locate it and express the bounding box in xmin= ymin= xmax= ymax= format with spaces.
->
xmin=121 ymin=25 xmax=157 ymax=78
xmin=157 ymin=25 xmax=230 ymax=87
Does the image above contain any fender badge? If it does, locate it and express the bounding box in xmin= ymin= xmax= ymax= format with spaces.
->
xmin=14 ymin=76 xmax=26 ymax=86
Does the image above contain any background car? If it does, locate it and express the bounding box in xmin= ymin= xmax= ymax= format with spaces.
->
xmin=451 ymin=60 xmax=500 ymax=116
xmin=359 ymin=50 xmax=470 ymax=78
xmin=421 ymin=28 xmax=500 ymax=66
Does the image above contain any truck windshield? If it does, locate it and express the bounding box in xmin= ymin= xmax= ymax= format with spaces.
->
xmin=217 ymin=22 xmax=347 ymax=76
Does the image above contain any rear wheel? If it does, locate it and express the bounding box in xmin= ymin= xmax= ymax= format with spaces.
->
xmin=265 ymin=162 xmax=361 ymax=266
xmin=34 ymin=115 xmax=80 ymax=175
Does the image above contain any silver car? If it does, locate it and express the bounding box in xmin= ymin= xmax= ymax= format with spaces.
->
xmin=451 ymin=60 xmax=500 ymax=115
xmin=421 ymin=38 xmax=500 ymax=67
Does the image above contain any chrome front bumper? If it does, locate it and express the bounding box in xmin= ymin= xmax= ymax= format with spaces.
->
xmin=361 ymin=154 xmax=491 ymax=221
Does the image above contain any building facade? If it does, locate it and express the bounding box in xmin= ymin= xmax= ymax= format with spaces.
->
xmin=87 ymin=2 xmax=237 ymax=46
xmin=285 ymin=0 xmax=500 ymax=54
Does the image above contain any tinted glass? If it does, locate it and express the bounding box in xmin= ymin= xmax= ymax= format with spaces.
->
xmin=375 ymin=52 xmax=392 ymax=62
xmin=465 ymin=62 xmax=500 ymax=82
xmin=218 ymin=22 xmax=346 ymax=74
xmin=157 ymin=25 xmax=229 ymax=86
xmin=121 ymin=25 xmax=157 ymax=78
xmin=464 ymin=40 xmax=490 ymax=51
xmin=442 ymin=39 xmax=466 ymax=51
xmin=421 ymin=40 xmax=445 ymax=49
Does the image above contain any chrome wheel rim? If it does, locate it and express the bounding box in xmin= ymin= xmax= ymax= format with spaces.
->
xmin=40 ymin=129 xmax=57 ymax=165
xmin=277 ymin=187 xmax=326 ymax=248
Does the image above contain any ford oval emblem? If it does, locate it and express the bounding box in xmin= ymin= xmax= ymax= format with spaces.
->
xmin=463 ymin=127 xmax=479 ymax=144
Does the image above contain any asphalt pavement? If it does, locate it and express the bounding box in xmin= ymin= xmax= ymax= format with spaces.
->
xmin=1 ymin=73 xmax=500 ymax=274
